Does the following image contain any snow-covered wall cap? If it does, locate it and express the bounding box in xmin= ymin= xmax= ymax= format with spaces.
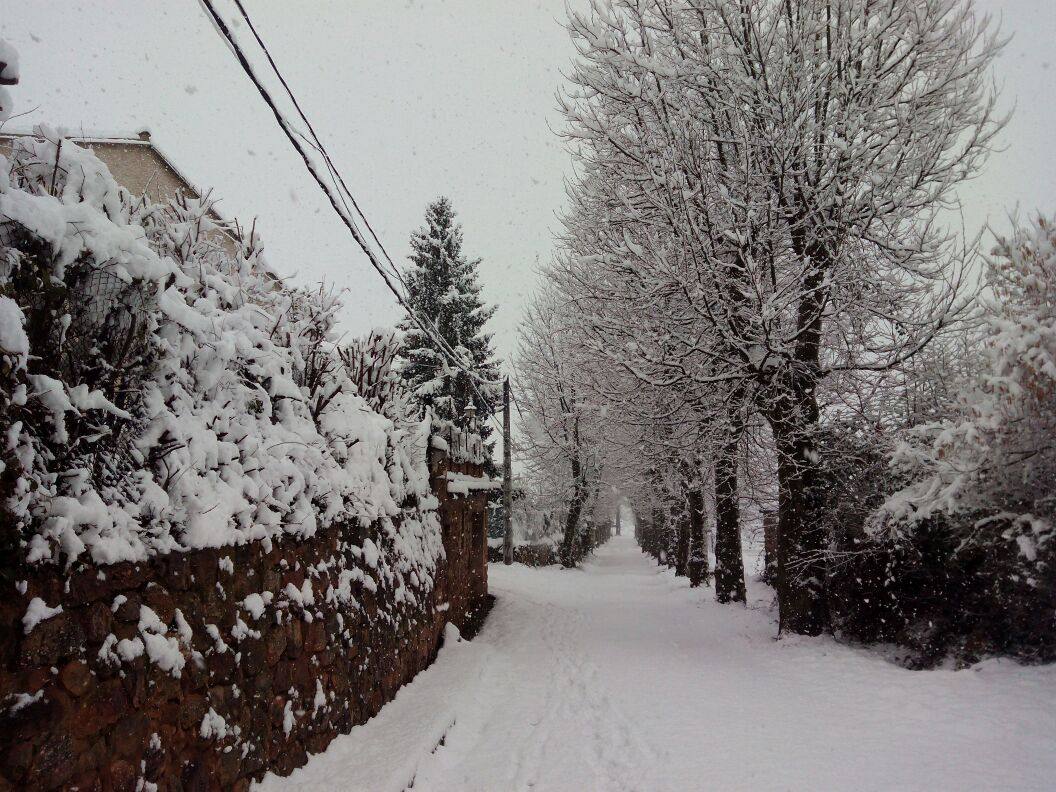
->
xmin=445 ymin=471 xmax=500 ymax=497
xmin=1 ymin=128 xmax=152 ymax=145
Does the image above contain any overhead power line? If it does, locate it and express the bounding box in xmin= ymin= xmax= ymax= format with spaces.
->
xmin=229 ymin=0 xmax=403 ymax=286
xmin=197 ymin=0 xmax=503 ymax=406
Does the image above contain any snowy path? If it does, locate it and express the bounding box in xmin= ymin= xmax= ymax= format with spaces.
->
xmin=259 ymin=535 xmax=1056 ymax=792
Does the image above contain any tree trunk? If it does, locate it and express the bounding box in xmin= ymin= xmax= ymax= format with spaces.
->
xmin=666 ymin=497 xmax=679 ymax=570
xmin=674 ymin=519 xmax=689 ymax=576
xmin=714 ymin=422 xmax=746 ymax=604
xmin=771 ymin=235 xmax=830 ymax=633
xmin=651 ymin=503 xmax=666 ymax=565
xmin=768 ymin=377 xmax=827 ymax=634
xmin=561 ymin=455 xmax=585 ymax=568
xmin=686 ymin=466 xmax=709 ymax=587
xmin=673 ymin=477 xmax=689 ymax=577
xmin=762 ymin=510 xmax=778 ymax=585
xmin=502 ymin=377 xmax=513 ymax=565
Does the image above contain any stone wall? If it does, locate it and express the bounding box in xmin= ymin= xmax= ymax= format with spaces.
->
xmin=0 ymin=448 xmax=489 ymax=791
xmin=487 ymin=543 xmax=559 ymax=567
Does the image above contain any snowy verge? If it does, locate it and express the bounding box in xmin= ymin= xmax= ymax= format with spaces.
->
xmin=254 ymin=622 xmax=493 ymax=792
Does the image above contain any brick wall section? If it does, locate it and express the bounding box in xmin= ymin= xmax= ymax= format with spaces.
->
xmin=0 ymin=448 xmax=490 ymax=791
xmin=430 ymin=446 xmax=489 ymax=613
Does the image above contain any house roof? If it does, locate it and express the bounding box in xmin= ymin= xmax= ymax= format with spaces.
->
xmin=0 ymin=128 xmax=202 ymax=195
xmin=0 ymin=127 xmax=245 ymax=240
xmin=0 ymin=127 xmax=289 ymax=283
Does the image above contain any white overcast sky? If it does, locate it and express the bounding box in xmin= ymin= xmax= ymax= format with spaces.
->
xmin=2 ymin=0 xmax=1055 ymax=367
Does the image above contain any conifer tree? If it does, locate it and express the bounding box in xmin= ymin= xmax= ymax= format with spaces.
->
xmin=398 ymin=197 xmax=500 ymax=463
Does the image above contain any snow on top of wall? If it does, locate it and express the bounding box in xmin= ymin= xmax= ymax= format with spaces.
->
xmin=0 ymin=129 xmax=152 ymax=145
xmin=445 ymin=471 xmax=500 ymax=496
xmin=0 ymin=129 xmax=444 ymax=600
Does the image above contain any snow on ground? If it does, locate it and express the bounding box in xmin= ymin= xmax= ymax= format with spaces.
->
xmin=258 ymin=534 xmax=1056 ymax=792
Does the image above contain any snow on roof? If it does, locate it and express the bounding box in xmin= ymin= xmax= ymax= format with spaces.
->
xmin=0 ymin=126 xmax=152 ymax=144
xmin=0 ymin=128 xmax=250 ymax=249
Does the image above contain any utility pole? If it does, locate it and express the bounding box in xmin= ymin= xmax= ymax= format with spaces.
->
xmin=502 ymin=377 xmax=514 ymax=565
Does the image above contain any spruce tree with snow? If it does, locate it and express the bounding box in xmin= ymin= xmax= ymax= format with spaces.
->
xmin=398 ymin=197 xmax=500 ymax=464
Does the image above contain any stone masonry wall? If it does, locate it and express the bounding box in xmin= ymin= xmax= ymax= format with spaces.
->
xmin=0 ymin=447 xmax=489 ymax=791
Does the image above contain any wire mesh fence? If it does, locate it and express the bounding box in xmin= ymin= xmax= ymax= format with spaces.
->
xmin=63 ymin=263 xmax=156 ymax=375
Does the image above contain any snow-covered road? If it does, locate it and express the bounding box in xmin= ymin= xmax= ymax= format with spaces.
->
xmin=259 ymin=535 xmax=1056 ymax=792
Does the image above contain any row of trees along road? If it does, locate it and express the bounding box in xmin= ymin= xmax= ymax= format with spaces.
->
xmin=514 ymin=0 xmax=1039 ymax=645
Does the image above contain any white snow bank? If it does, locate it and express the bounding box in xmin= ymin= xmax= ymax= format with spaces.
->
xmin=200 ymin=707 xmax=229 ymax=740
xmin=0 ymin=295 xmax=28 ymax=367
xmin=6 ymin=690 xmax=43 ymax=714
xmin=0 ymin=39 xmax=17 ymax=125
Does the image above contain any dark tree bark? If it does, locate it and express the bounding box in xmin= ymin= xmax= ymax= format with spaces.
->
xmin=768 ymin=264 xmax=832 ymax=637
xmin=561 ymin=448 xmax=585 ymax=568
xmin=673 ymin=475 xmax=689 ymax=577
xmin=640 ymin=512 xmax=653 ymax=557
xmin=771 ymin=408 xmax=827 ymax=634
xmin=686 ymin=463 xmax=709 ymax=588
xmin=761 ymin=510 xmax=778 ymax=586
xmin=714 ymin=417 xmax=746 ymax=604
xmin=651 ymin=503 xmax=667 ymax=565
xmin=665 ymin=498 xmax=679 ymax=570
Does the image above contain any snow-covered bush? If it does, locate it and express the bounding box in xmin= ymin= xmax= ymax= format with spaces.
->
xmin=809 ymin=414 xmax=1050 ymax=665
xmin=0 ymin=128 xmax=442 ymax=605
xmin=341 ymin=328 xmax=416 ymax=424
xmin=854 ymin=215 xmax=1056 ymax=662
xmin=877 ymin=216 xmax=1056 ymax=565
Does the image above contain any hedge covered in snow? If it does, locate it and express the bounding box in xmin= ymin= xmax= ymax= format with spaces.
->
xmin=0 ymin=128 xmax=441 ymax=604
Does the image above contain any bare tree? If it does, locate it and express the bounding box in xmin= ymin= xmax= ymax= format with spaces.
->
xmin=556 ymin=0 xmax=1002 ymax=633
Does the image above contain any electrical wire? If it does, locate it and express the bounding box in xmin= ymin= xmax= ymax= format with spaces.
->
xmin=230 ymin=0 xmax=404 ymax=286
xmin=197 ymin=0 xmax=505 ymax=425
